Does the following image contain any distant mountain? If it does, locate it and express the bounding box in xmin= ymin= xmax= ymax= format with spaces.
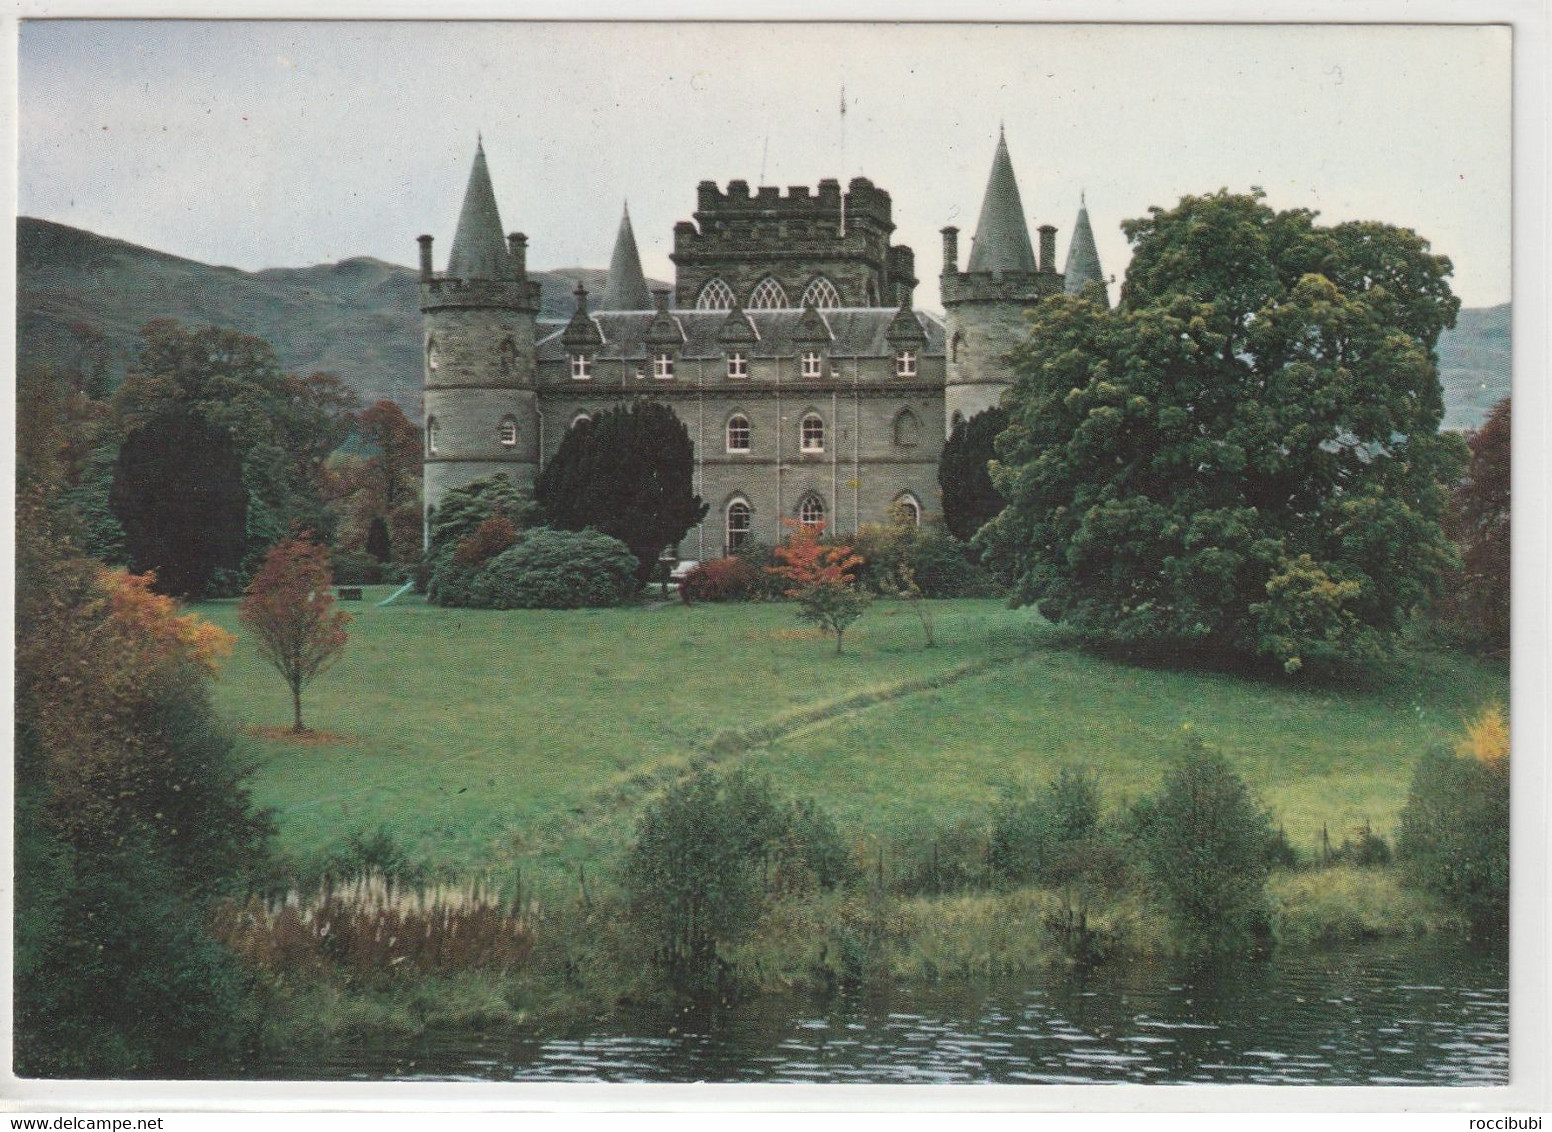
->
xmin=1437 ymin=302 xmax=1511 ymax=431
xmin=16 ymin=217 xmax=664 ymax=410
xmin=17 ymin=217 xmax=1509 ymax=427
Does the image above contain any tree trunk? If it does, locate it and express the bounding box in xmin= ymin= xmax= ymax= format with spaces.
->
xmin=292 ymin=682 xmax=305 ymax=733
xmin=835 ymin=628 xmax=845 ymax=655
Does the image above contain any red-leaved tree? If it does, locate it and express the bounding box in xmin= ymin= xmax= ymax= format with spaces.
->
xmin=767 ymin=520 xmax=870 ymax=654
xmin=239 ymin=536 xmax=351 ymax=732
xmin=1449 ymin=397 xmax=1510 ymax=651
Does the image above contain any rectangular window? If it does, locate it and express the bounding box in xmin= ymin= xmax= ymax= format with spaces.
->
xmin=570 ymin=354 xmax=592 ymax=380
xmin=895 ymin=349 xmax=918 ymax=378
xmin=726 ymin=352 xmax=748 ymax=379
xmin=801 ymin=350 xmax=823 ymax=379
xmin=654 ymin=352 xmax=675 ymax=380
xmin=801 ymin=415 xmax=825 ymax=453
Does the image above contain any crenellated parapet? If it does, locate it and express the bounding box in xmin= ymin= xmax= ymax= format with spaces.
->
xmin=419 ymin=276 xmax=541 ymax=313
xmin=939 ymin=270 xmax=1062 ymax=307
xmin=674 ymin=176 xmax=908 ymax=308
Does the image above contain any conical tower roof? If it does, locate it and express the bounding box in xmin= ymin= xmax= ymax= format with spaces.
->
xmin=966 ymin=129 xmax=1038 ymax=276
xmin=598 ymin=203 xmax=653 ymax=311
xmin=1063 ymin=196 xmax=1107 ymax=304
xmin=446 ymin=140 xmax=516 ymax=280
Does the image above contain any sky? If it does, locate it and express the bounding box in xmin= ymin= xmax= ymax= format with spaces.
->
xmin=17 ymin=20 xmax=1513 ymax=311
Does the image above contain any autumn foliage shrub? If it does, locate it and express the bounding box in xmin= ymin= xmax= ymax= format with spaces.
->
xmin=680 ymin=556 xmax=764 ymax=602
xmin=214 ymin=873 xmax=534 ymax=978
xmin=1398 ymin=703 xmax=1510 ymax=936
xmin=767 ymin=520 xmax=870 ymax=654
xmin=453 ymin=515 xmax=519 ymax=566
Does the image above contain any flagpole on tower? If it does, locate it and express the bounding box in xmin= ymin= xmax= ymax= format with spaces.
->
xmin=838 ymin=82 xmax=847 ymax=237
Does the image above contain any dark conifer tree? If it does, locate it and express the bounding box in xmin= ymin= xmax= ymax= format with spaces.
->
xmin=938 ymin=406 xmax=1009 ymax=542
xmin=536 ymin=401 xmax=708 ymax=582
xmin=109 ymin=412 xmax=248 ymax=597
xmin=365 ymin=515 xmax=392 ymax=563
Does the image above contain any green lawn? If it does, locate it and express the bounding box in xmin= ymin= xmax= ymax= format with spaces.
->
xmin=200 ymin=590 xmax=1506 ymax=882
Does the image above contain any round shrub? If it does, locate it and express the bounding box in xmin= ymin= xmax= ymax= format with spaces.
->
xmin=681 ymin=557 xmax=764 ymax=602
xmin=1398 ymin=733 xmax=1509 ymax=936
xmin=473 ymin=528 xmax=640 ymax=609
xmin=1129 ymin=739 xmax=1276 ymax=951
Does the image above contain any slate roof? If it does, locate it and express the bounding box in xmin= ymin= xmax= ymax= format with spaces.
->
xmin=598 ymin=204 xmax=653 ymax=311
xmin=535 ymin=308 xmax=945 ymax=362
xmin=1063 ymin=198 xmax=1107 ymax=303
xmin=446 ymin=141 xmax=516 ymax=280
xmin=966 ymin=129 xmax=1039 ymax=276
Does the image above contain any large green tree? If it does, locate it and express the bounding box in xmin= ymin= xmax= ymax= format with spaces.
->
xmin=938 ymin=406 xmax=1009 ymax=542
xmin=980 ymin=190 xmax=1464 ymax=672
xmin=536 ymin=401 xmax=709 ymax=582
xmin=113 ymin=320 xmax=357 ymax=567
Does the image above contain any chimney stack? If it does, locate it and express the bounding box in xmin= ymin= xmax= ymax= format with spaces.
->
xmin=1038 ymin=225 xmax=1057 ymax=273
xmin=507 ymin=232 xmax=527 ymax=280
xmin=940 ymin=226 xmax=959 ymax=276
xmin=417 ymin=235 xmax=434 ymax=281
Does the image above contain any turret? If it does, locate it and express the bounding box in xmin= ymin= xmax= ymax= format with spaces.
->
xmin=419 ymin=139 xmax=543 ymax=543
xmin=598 ymin=203 xmax=653 ymax=311
xmin=940 ymin=128 xmax=1064 ymax=435
xmin=1063 ymin=194 xmax=1109 ymax=307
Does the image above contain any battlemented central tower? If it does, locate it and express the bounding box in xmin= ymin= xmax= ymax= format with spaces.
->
xmin=418 ymin=141 xmax=543 ymax=543
xmin=671 ymin=177 xmax=917 ymax=310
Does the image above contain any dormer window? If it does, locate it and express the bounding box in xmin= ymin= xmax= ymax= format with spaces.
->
xmin=570 ymin=353 xmax=592 ymax=380
xmin=653 ymin=352 xmax=676 ymax=380
xmin=800 ymin=350 xmax=823 ymax=380
xmin=726 ymin=351 xmax=748 ymax=380
xmin=895 ymin=349 xmax=918 ymax=378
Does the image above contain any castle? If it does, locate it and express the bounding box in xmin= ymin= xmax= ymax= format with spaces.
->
xmin=418 ymin=129 xmax=1106 ymax=558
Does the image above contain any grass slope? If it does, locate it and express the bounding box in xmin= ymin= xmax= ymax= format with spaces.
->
xmin=202 ymin=593 xmax=1505 ymax=886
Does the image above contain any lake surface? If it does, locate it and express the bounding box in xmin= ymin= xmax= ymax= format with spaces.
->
xmin=254 ymin=935 xmax=1507 ymax=1085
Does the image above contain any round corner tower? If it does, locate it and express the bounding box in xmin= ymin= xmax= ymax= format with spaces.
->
xmin=419 ymin=141 xmax=543 ymax=545
xmin=941 ymin=129 xmax=1064 ymax=436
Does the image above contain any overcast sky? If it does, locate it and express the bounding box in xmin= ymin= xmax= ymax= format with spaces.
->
xmin=18 ymin=20 xmax=1512 ymax=311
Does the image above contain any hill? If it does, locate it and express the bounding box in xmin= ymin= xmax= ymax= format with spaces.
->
xmin=17 ymin=217 xmax=1508 ymax=425
xmin=1437 ymin=302 xmax=1511 ymax=431
xmin=16 ymin=217 xmax=662 ymax=409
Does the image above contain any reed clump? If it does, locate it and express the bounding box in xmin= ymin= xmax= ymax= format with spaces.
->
xmin=214 ymin=872 xmax=534 ymax=977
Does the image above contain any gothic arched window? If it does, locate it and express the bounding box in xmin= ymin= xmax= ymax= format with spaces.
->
xmin=800 ymin=412 xmax=825 ymax=453
xmin=747 ymin=276 xmax=790 ymax=310
xmin=894 ymin=492 xmax=923 ymax=525
xmin=726 ymin=413 xmax=751 ymax=453
xmin=800 ymin=276 xmax=842 ymax=310
xmin=499 ymin=338 xmax=518 ymax=375
xmin=726 ymin=497 xmax=752 ymax=552
xmin=426 ymin=416 xmax=439 ymax=457
xmin=893 ymin=408 xmax=922 ymax=448
xmin=499 ymin=415 xmax=518 ymax=447
xmin=696 ymin=278 xmax=736 ymax=311
xmin=797 ymin=493 xmax=826 ymax=529
xmin=426 ymin=337 xmax=440 ymax=373
xmin=570 ymin=412 xmax=592 ymax=430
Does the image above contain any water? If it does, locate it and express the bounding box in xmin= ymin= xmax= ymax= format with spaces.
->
xmin=253 ymin=936 xmax=1507 ymax=1084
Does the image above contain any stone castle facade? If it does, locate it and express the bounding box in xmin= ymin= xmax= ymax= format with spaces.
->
xmin=419 ymin=130 xmax=1105 ymax=558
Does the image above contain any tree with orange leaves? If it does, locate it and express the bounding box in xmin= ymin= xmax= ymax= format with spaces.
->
xmin=239 ymin=536 xmax=351 ymax=732
xmin=767 ymin=519 xmax=870 ymax=655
